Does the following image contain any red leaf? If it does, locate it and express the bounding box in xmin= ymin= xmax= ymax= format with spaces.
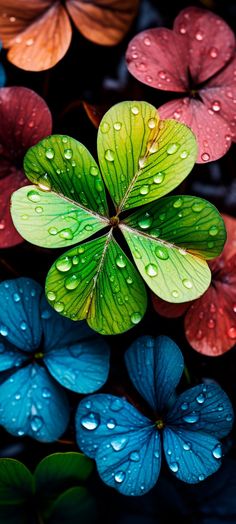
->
xmin=126 ymin=28 xmax=188 ymax=92
xmin=67 ymin=0 xmax=139 ymax=46
xmin=152 ymin=293 xmax=190 ymax=318
xmin=173 ymin=7 xmax=235 ymax=84
xmin=157 ymin=97 xmax=232 ymax=163
xmin=0 ymin=86 xmax=52 ymax=247
xmin=83 ymin=101 xmax=108 ymax=128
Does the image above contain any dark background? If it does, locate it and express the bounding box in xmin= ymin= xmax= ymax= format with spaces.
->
xmin=1 ymin=0 xmax=236 ymax=522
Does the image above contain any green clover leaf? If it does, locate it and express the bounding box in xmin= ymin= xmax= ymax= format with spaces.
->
xmin=11 ymin=101 xmax=226 ymax=335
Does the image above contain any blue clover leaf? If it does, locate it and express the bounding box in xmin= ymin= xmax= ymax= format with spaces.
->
xmin=75 ymin=336 xmax=234 ymax=496
xmin=0 ymin=278 xmax=110 ymax=442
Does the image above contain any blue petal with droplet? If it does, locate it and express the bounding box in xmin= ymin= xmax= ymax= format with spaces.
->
xmin=163 ymin=426 xmax=222 ymax=483
xmin=44 ymin=338 xmax=110 ymax=394
xmin=76 ymin=394 xmax=160 ymax=496
xmin=0 ymin=363 xmax=69 ymax=442
xmin=0 ymin=278 xmax=43 ymax=351
xmin=125 ymin=336 xmax=184 ymax=412
xmin=0 ymin=339 xmax=27 ymax=372
xmin=166 ymin=383 xmax=234 ymax=438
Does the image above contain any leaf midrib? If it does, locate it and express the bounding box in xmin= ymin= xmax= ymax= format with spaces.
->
xmin=86 ymin=228 xmax=113 ymax=318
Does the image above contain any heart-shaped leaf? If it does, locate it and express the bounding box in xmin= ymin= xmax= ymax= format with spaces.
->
xmin=120 ymin=196 xmax=226 ymax=302
xmin=46 ymin=233 xmax=147 ymax=334
xmin=97 ymin=101 xmax=197 ymax=212
xmin=11 ymin=185 xmax=108 ymax=248
xmin=46 ymin=486 xmax=96 ymax=524
xmin=0 ymin=459 xmax=33 ymax=505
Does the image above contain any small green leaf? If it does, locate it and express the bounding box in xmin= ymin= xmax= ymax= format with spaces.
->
xmin=120 ymin=196 xmax=225 ymax=302
xmin=97 ymin=101 xmax=197 ymax=212
xmin=0 ymin=459 xmax=33 ymax=506
xmin=11 ymin=186 xmax=108 ymax=248
xmin=34 ymin=453 xmax=93 ymax=499
xmin=46 ymin=233 xmax=147 ymax=334
xmin=46 ymin=487 xmax=96 ymax=524
xmin=23 ymin=135 xmax=109 ymax=216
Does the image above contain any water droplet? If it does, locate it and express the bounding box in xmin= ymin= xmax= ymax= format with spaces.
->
xmin=183 ymin=442 xmax=191 ymax=451
xmin=114 ymin=471 xmax=126 ymax=483
xmin=15 ymin=393 xmax=21 ymax=400
xmin=105 ymin=149 xmax=114 ymax=162
xmin=38 ymin=173 xmax=51 ymax=191
xmin=181 ymin=402 xmax=189 ymax=411
xmin=126 ymin=276 xmax=133 ymax=284
xmin=138 ymin=157 xmax=146 ymax=169
xmin=116 ymin=255 xmax=126 ymax=268
xmin=145 ymin=263 xmax=158 ymax=277
xmin=150 ymin=228 xmax=161 ymax=238
xmin=143 ymin=37 xmax=151 ymax=46
xmin=153 ymin=172 xmax=165 ymax=184
xmin=139 ymin=185 xmax=149 ymax=195
xmin=195 ymin=31 xmax=204 ymax=41
xmin=133 ymin=249 xmax=142 ymax=259
xmin=30 ymin=416 xmax=43 ymax=432
xmin=45 ymin=148 xmax=54 ymax=160
xmin=35 ymin=206 xmax=43 ymax=214
xmin=167 ymin=143 xmax=178 ymax=155
xmin=42 ymin=387 xmax=51 ymax=399
xmin=196 ymin=393 xmax=205 ymax=404
xmin=212 ymin=444 xmax=222 ymax=459
xmin=209 ymin=47 xmax=218 ymax=58
xmin=148 ymin=118 xmax=157 ymax=129
xmin=81 ymin=412 xmax=100 ymax=430
xmin=27 ymin=190 xmax=41 ymax=202
xmin=54 ymin=302 xmax=64 ymax=313
xmin=208 ymin=225 xmax=218 ymax=237
xmin=47 ymin=291 xmax=56 ymax=301
xmin=17 ymin=430 xmax=25 ymax=436
xmin=172 ymin=290 xmax=179 ymax=298
xmin=154 ymin=451 xmax=159 ymax=459
xmin=48 ymin=227 xmax=58 ymax=236
xmin=114 ymin=122 xmax=122 ymax=131
xmin=85 ymin=224 xmax=93 ymax=231
xmin=179 ymin=24 xmax=187 ymax=34
xmin=201 ymin=152 xmax=210 ymax=162
xmin=180 ymin=150 xmax=188 ymax=159
xmin=226 ymin=414 xmax=232 ymax=422
xmin=64 ymin=149 xmax=73 ymax=160
xmin=228 ymin=327 xmax=236 ymax=339
xmin=131 ymin=106 xmax=139 ymax=115
xmin=208 ymin=318 xmax=215 ymax=329
xmin=20 ymin=321 xmax=27 ymax=331
xmin=56 ymin=257 xmax=72 ymax=272
xmin=212 ymin=100 xmax=221 ymax=112
xmin=138 ymin=213 xmax=152 ymax=229
xmin=192 ymin=202 xmax=203 ymax=212
xmin=169 ymin=462 xmax=179 ymax=473
xmin=183 ymin=412 xmax=199 ymax=423
xmin=110 ymin=399 xmax=123 ymax=411
xmin=65 ymin=274 xmax=80 ymax=290
xmin=90 ymin=166 xmax=99 ymax=176
xmin=26 ymin=38 xmax=34 ymax=46
xmin=130 ymin=451 xmax=140 ymax=462
xmin=182 ymin=279 xmax=193 ymax=289
xmin=131 ymin=312 xmax=142 ymax=324
xmin=13 ymin=293 xmax=21 ymax=302
xmin=111 ymin=437 xmax=128 ymax=451
xmin=155 ymin=247 xmax=169 ymax=260
xmin=107 ymin=419 xmax=116 ymax=429
xmin=149 ymin=142 xmax=158 ymax=154
xmin=173 ymin=198 xmax=183 ymax=208
xmin=100 ymin=121 xmax=110 ymax=133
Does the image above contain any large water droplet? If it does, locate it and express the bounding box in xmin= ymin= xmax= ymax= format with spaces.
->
xmin=100 ymin=121 xmax=110 ymax=133
xmin=183 ymin=412 xmax=199 ymax=423
xmin=107 ymin=419 xmax=116 ymax=429
xmin=212 ymin=444 xmax=222 ymax=459
xmin=20 ymin=321 xmax=27 ymax=331
xmin=201 ymin=152 xmax=210 ymax=162
xmin=64 ymin=149 xmax=73 ymax=160
xmin=42 ymin=387 xmax=51 ymax=398
xmin=173 ymin=198 xmax=183 ymax=208
xmin=212 ymin=100 xmax=221 ymax=112
xmin=167 ymin=143 xmax=178 ymax=155
xmin=148 ymin=118 xmax=157 ymax=129
xmin=105 ymin=149 xmax=114 ymax=162
xmin=90 ymin=166 xmax=99 ymax=176
xmin=13 ymin=293 xmax=21 ymax=302
xmin=111 ymin=437 xmax=128 ymax=451
xmin=182 ymin=279 xmax=193 ymax=289
xmin=45 ymin=148 xmax=54 ymax=160
xmin=155 ymin=247 xmax=169 ymax=260
xmin=195 ymin=31 xmax=204 ymax=41
xmin=38 ymin=174 xmax=51 ymax=191
xmin=65 ymin=274 xmax=80 ymax=290
xmin=145 ymin=263 xmax=158 ymax=277
xmin=30 ymin=416 xmax=43 ymax=432
xmin=114 ymin=471 xmax=126 ymax=483
xmin=56 ymin=257 xmax=72 ymax=272
xmin=153 ymin=172 xmax=165 ymax=184
xmin=27 ymin=190 xmax=41 ymax=202
xmin=54 ymin=302 xmax=64 ymax=313
xmin=48 ymin=227 xmax=58 ymax=236
xmin=169 ymin=462 xmax=179 ymax=473
xmin=183 ymin=442 xmax=191 ymax=451
xmin=131 ymin=312 xmax=142 ymax=324
xmin=114 ymin=122 xmax=122 ymax=131
xmin=116 ymin=255 xmax=126 ymax=268
xmin=209 ymin=225 xmax=218 ymax=237
xmin=138 ymin=213 xmax=152 ymax=229
xmin=228 ymin=327 xmax=236 ymax=339
xmin=209 ymin=47 xmax=218 ymax=58
xmin=47 ymin=291 xmax=56 ymax=301
xmin=192 ymin=202 xmax=203 ymax=212
xmin=139 ymin=185 xmax=149 ymax=195
xmin=181 ymin=402 xmax=189 ymax=411
xmin=81 ymin=412 xmax=100 ymax=430
xmin=196 ymin=393 xmax=205 ymax=404
xmin=131 ymin=106 xmax=139 ymax=115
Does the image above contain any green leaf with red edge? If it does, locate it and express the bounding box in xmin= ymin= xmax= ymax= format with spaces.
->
xmin=97 ymin=100 xmax=197 ymax=212
xmin=120 ymin=195 xmax=226 ymax=302
xmin=46 ymin=233 xmax=147 ymax=335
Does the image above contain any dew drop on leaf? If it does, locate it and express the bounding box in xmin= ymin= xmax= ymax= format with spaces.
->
xmin=64 ymin=149 xmax=73 ymax=160
xmin=145 ymin=263 xmax=158 ymax=277
xmin=56 ymin=257 xmax=72 ymax=272
xmin=153 ymin=172 xmax=165 ymax=184
xmin=54 ymin=301 xmax=65 ymax=313
xmin=212 ymin=444 xmax=222 ymax=459
xmin=81 ymin=412 xmax=100 ymax=430
xmin=45 ymin=148 xmax=54 ymax=160
xmin=208 ymin=225 xmax=218 ymax=236
xmin=105 ymin=149 xmax=115 ymax=162
xmin=183 ymin=413 xmax=199 ymax=423
xmin=27 ymin=190 xmax=41 ymax=202
xmin=167 ymin=143 xmax=178 ymax=155
xmin=130 ymin=312 xmax=142 ymax=324
xmin=114 ymin=471 xmax=126 ymax=484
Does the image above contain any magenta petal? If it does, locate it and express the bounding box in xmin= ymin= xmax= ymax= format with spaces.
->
xmin=151 ymin=293 xmax=190 ymax=319
xmin=0 ymin=86 xmax=52 ymax=162
xmin=158 ymin=97 xmax=232 ymax=163
xmin=0 ymin=168 xmax=28 ymax=248
xmin=174 ymin=7 xmax=235 ymax=84
xmin=126 ymin=28 xmax=188 ymax=92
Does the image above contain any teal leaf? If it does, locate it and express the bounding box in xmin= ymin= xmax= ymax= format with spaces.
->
xmin=11 ymin=186 xmax=108 ymax=248
xmin=0 ymin=459 xmax=33 ymax=505
xmin=120 ymin=196 xmax=226 ymax=302
xmin=97 ymin=101 xmax=197 ymax=212
xmin=23 ymin=135 xmax=109 ymax=216
xmin=46 ymin=233 xmax=147 ymax=335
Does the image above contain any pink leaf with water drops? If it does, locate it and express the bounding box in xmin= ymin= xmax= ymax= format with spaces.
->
xmin=157 ymin=98 xmax=232 ymax=163
xmin=126 ymin=28 xmax=188 ymax=92
xmin=173 ymin=7 xmax=235 ymax=85
xmin=0 ymin=86 xmax=52 ymax=248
